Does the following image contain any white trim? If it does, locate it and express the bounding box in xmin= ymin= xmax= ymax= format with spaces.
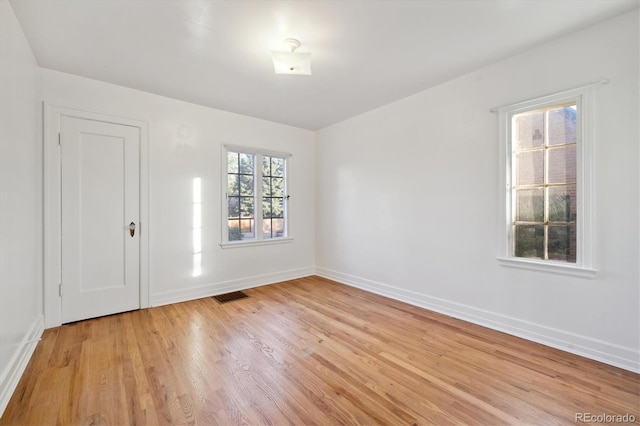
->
xmin=496 ymin=85 xmax=600 ymax=274
xmin=0 ymin=315 xmax=44 ymax=417
xmin=151 ymin=267 xmax=313 ymax=306
xmin=43 ymin=104 xmax=150 ymax=328
xmin=315 ymin=267 xmax=639 ymax=373
xmin=220 ymin=237 xmax=294 ymax=249
xmin=224 ymin=144 xmax=292 ymax=158
xmin=489 ymin=79 xmax=608 ymax=113
xmin=496 ymin=257 xmax=596 ymax=278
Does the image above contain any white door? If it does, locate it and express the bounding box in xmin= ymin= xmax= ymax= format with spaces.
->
xmin=60 ymin=115 xmax=140 ymax=323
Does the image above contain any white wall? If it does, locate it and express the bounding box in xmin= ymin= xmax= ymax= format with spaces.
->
xmin=41 ymin=68 xmax=316 ymax=320
xmin=0 ymin=0 xmax=44 ymax=414
xmin=316 ymin=10 xmax=639 ymax=372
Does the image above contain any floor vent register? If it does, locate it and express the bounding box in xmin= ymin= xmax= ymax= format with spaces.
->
xmin=212 ymin=291 xmax=249 ymax=304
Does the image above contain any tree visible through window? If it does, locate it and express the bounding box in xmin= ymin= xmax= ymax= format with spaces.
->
xmin=512 ymin=102 xmax=577 ymax=263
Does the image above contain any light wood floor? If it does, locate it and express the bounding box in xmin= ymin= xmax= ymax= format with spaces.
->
xmin=2 ymin=276 xmax=638 ymax=425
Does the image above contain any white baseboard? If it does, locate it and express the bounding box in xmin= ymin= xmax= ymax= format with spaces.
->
xmin=151 ymin=267 xmax=315 ymax=307
xmin=0 ymin=315 xmax=44 ymax=417
xmin=315 ymin=267 xmax=640 ymax=373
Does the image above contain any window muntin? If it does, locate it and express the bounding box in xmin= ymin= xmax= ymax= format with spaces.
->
xmin=511 ymin=102 xmax=577 ymax=263
xmin=224 ymin=147 xmax=289 ymax=245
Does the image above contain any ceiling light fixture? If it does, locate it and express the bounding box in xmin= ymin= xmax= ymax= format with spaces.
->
xmin=271 ymin=38 xmax=311 ymax=76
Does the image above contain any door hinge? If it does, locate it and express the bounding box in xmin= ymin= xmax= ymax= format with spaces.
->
xmin=59 ymin=283 xmax=63 ymax=297
xmin=58 ymin=132 xmax=62 ymax=145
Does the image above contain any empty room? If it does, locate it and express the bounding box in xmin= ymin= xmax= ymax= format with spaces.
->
xmin=1 ymin=0 xmax=639 ymax=424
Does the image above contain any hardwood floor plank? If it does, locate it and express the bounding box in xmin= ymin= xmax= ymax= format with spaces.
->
xmin=1 ymin=276 xmax=638 ymax=425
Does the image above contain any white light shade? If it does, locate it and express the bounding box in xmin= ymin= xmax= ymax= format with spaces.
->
xmin=271 ymin=51 xmax=312 ymax=75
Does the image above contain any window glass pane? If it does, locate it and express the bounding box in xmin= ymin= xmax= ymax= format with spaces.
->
xmin=228 ymin=196 xmax=239 ymax=218
xmin=239 ymin=153 xmax=254 ymax=174
xmin=514 ymin=225 xmax=544 ymax=259
xmin=228 ymin=220 xmax=243 ymax=241
xmin=548 ymin=186 xmax=577 ymax=223
xmin=240 ymin=197 xmax=254 ymax=217
xmin=227 ymin=152 xmax=238 ymax=173
xmin=240 ymin=219 xmax=254 ymax=239
xmin=262 ymin=199 xmax=272 ymax=218
xmin=515 ymin=188 xmax=543 ymax=222
xmin=271 ymin=218 xmax=285 ymax=238
xmin=515 ymin=150 xmax=543 ymax=185
xmin=548 ymin=226 xmax=576 ymax=263
xmin=548 ymin=145 xmax=576 ymax=184
xmin=240 ymin=175 xmax=254 ymax=196
xmin=263 ymin=218 xmax=272 ymax=239
xmin=271 ymin=198 xmax=284 ymax=218
xmin=548 ymin=105 xmax=577 ymax=146
xmin=262 ymin=177 xmax=271 ymax=197
xmin=271 ymin=177 xmax=284 ymax=197
xmin=514 ymin=111 xmax=544 ymax=150
xmin=227 ymin=174 xmax=239 ymax=196
xmin=262 ymin=155 xmax=271 ymax=177
xmin=271 ymin=157 xmax=285 ymax=177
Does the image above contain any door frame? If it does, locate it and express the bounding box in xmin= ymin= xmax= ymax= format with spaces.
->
xmin=44 ymin=104 xmax=150 ymax=328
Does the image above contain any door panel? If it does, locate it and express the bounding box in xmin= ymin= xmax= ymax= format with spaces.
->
xmin=61 ymin=116 xmax=140 ymax=323
xmin=79 ymin=132 xmax=125 ymax=291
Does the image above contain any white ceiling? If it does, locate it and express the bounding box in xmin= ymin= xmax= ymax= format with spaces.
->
xmin=9 ymin=0 xmax=639 ymax=130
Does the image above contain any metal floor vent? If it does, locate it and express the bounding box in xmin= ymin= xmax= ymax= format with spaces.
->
xmin=212 ymin=291 xmax=249 ymax=304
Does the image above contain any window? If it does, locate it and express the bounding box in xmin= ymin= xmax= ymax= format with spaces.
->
xmin=512 ymin=102 xmax=577 ymax=262
xmin=497 ymin=86 xmax=597 ymax=277
xmin=222 ymin=146 xmax=290 ymax=246
xmin=261 ymin=154 xmax=287 ymax=239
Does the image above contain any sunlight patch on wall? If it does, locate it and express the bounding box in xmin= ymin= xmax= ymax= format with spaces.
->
xmin=192 ymin=177 xmax=202 ymax=277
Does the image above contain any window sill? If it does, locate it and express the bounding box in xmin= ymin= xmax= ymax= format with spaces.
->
xmin=497 ymin=257 xmax=597 ymax=279
xmin=220 ymin=237 xmax=294 ymax=249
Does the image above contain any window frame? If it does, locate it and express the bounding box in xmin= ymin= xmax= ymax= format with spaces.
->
xmin=220 ymin=145 xmax=293 ymax=248
xmin=497 ymin=87 xmax=596 ymax=278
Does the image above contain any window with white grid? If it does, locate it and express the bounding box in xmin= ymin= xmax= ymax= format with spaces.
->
xmin=222 ymin=146 xmax=290 ymax=247
xmin=497 ymin=87 xmax=596 ymax=277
